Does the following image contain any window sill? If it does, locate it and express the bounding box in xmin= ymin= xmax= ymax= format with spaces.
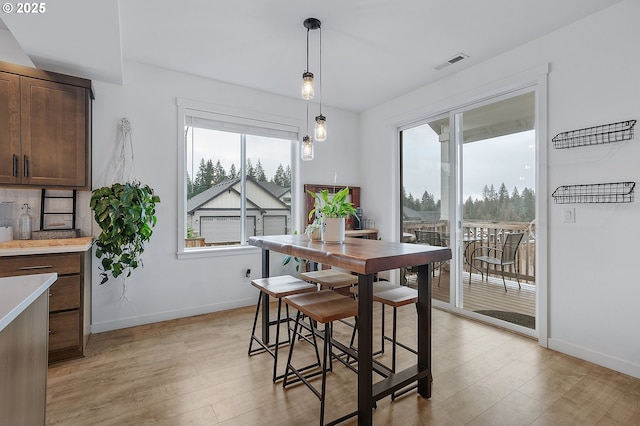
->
xmin=176 ymin=244 xmax=261 ymax=260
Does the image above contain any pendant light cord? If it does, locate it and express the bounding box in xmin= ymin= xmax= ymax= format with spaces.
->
xmin=319 ymin=26 xmax=322 ymax=114
xmin=306 ymin=28 xmax=310 ymax=72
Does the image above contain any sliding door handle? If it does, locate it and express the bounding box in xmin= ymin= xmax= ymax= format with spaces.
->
xmin=23 ymin=155 xmax=28 ymax=177
xmin=13 ymin=154 xmax=18 ymax=177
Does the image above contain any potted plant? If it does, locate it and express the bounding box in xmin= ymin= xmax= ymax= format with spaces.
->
xmin=308 ymin=186 xmax=358 ymax=243
xmin=90 ymin=181 xmax=160 ymax=284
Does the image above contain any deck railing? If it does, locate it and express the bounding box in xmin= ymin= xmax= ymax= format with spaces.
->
xmin=404 ymin=219 xmax=535 ymax=283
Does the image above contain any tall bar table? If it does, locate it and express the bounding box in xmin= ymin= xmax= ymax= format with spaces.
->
xmin=249 ymin=235 xmax=451 ymax=425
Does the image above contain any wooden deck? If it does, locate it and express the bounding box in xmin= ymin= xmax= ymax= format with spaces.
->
xmin=406 ymin=268 xmax=536 ymax=319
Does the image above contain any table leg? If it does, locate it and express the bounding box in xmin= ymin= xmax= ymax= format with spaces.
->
xmin=416 ymin=263 xmax=432 ymax=398
xmin=261 ymin=248 xmax=270 ymax=344
xmin=357 ymin=273 xmax=374 ymax=425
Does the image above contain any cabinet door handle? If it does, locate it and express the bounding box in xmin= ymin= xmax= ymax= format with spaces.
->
xmin=12 ymin=154 xmax=18 ymax=177
xmin=23 ymin=155 xmax=28 ymax=177
xmin=18 ymin=265 xmax=53 ymax=270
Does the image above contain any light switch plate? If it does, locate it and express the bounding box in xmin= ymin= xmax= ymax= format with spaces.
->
xmin=563 ymin=207 xmax=575 ymax=223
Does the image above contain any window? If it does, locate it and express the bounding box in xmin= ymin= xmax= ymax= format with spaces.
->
xmin=178 ymin=100 xmax=297 ymax=255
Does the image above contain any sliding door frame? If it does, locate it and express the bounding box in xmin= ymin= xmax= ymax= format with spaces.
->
xmin=397 ymin=68 xmax=548 ymax=346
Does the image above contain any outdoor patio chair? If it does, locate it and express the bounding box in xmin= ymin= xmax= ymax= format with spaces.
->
xmin=413 ymin=230 xmax=445 ymax=287
xmin=469 ymin=232 xmax=525 ymax=292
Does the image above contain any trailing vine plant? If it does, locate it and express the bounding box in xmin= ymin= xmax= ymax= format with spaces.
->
xmin=90 ymin=181 xmax=160 ymax=284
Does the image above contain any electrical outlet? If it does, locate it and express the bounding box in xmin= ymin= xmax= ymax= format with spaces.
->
xmin=245 ymin=268 xmax=251 ymax=278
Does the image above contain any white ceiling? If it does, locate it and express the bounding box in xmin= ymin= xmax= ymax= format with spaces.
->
xmin=1 ymin=0 xmax=622 ymax=112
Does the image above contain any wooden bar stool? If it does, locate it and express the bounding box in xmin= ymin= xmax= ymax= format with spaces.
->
xmin=350 ymin=281 xmax=418 ymax=398
xmin=300 ymin=269 xmax=358 ymax=296
xmin=248 ymin=275 xmax=318 ymax=382
xmin=283 ymin=290 xmax=359 ymax=426
xmin=373 ymin=286 xmax=418 ymax=372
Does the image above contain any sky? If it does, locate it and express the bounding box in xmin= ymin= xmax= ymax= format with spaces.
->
xmin=403 ymin=126 xmax=535 ymax=202
xmin=186 ymin=127 xmax=291 ymax=182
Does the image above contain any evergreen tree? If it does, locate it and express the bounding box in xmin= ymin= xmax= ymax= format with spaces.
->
xmin=193 ymin=159 xmax=215 ymax=196
xmin=186 ymin=172 xmax=194 ymax=199
xmin=421 ymin=190 xmax=436 ymax=211
xmin=228 ymin=163 xmax=237 ymax=179
xmin=511 ymin=187 xmax=522 ymax=220
xmin=254 ymin=159 xmax=267 ymax=181
xmin=273 ymin=164 xmax=286 ymax=186
xmin=498 ymin=183 xmax=509 ymax=204
xmin=246 ymin=158 xmax=254 ymax=179
xmin=521 ymin=188 xmax=536 ymax=221
xmin=284 ymin=165 xmax=291 ymax=188
xmin=213 ymin=160 xmax=227 ymax=184
xmin=463 ymin=196 xmax=475 ymax=218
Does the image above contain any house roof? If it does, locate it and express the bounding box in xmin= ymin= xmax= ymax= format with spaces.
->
xmin=187 ymin=178 xmax=240 ymax=213
xmin=187 ymin=176 xmax=289 ymax=214
xmin=256 ymin=181 xmax=290 ymax=199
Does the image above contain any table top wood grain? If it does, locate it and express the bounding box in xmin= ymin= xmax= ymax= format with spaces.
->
xmin=249 ymin=234 xmax=451 ymax=275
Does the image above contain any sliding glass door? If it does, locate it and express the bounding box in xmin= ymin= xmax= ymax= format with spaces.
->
xmin=400 ymin=88 xmax=537 ymax=332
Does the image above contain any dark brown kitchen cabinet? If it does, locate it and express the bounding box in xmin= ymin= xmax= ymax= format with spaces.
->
xmin=0 ymin=61 xmax=91 ymax=189
xmin=0 ymin=251 xmax=91 ymax=363
xmin=0 ymin=71 xmax=21 ymax=184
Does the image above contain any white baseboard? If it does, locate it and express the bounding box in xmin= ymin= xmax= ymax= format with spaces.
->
xmin=90 ymin=297 xmax=255 ymax=333
xmin=548 ymin=338 xmax=640 ymax=379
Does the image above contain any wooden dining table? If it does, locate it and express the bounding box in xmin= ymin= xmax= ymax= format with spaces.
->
xmin=249 ymin=234 xmax=451 ymax=425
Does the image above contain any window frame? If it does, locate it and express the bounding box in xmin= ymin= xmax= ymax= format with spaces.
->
xmin=177 ymin=98 xmax=299 ymax=259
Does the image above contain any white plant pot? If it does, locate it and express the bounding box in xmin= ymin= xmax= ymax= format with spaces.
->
xmin=322 ymin=217 xmax=345 ymax=244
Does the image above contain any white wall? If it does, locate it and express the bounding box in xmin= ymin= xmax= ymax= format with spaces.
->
xmin=360 ymin=0 xmax=640 ymax=378
xmin=90 ymin=61 xmax=360 ymax=331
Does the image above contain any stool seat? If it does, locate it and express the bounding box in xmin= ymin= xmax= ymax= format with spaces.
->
xmin=373 ymin=286 xmax=418 ymax=307
xmin=251 ymin=275 xmax=318 ymax=298
xmin=300 ymin=269 xmax=359 ymax=289
xmin=285 ymin=290 xmax=358 ymax=324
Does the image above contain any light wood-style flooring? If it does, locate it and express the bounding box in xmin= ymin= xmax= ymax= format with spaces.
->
xmin=46 ymin=301 xmax=640 ymax=425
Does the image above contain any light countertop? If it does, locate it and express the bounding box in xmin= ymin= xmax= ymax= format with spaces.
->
xmin=0 ymin=236 xmax=93 ymax=256
xmin=0 ymin=273 xmax=57 ymax=332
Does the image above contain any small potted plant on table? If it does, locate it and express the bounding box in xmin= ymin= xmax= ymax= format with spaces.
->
xmin=308 ymin=186 xmax=358 ymax=244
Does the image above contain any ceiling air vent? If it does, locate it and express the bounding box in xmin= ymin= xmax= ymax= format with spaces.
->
xmin=434 ymin=53 xmax=469 ymax=70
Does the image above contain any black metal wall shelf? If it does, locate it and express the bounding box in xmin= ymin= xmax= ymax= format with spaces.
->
xmin=552 ymin=182 xmax=635 ymax=204
xmin=40 ymin=189 xmax=77 ymax=230
xmin=552 ymin=120 xmax=636 ymax=149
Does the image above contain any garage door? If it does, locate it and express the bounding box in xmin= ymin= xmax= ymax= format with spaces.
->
xmin=200 ymin=216 xmax=255 ymax=244
xmin=263 ymin=215 xmax=286 ymax=236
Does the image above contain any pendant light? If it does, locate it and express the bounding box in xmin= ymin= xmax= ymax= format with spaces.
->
xmin=301 ymin=135 xmax=314 ymax=161
xmin=301 ymin=18 xmax=319 ymax=100
xmin=314 ymin=20 xmax=327 ymax=141
xmin=301 ymin=17 xmax=327 ymax=154
xmin=301 ymin=104 xmax=314 ymax=161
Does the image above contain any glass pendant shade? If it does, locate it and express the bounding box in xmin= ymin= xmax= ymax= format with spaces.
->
xmin=301 ymin=135 xmax=314 ymax=161
xmin=301 ymin=72 xmax=314 ymax=100
xmin=314 ymin=115 xmax=327 ymax=141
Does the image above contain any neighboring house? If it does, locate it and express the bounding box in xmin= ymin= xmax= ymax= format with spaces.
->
xmin=187 ymin=176 xmax=290 ymax=245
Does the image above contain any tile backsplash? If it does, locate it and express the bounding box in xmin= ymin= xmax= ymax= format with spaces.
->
xmin=0 ymin=188 xmax=92 ymax=240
